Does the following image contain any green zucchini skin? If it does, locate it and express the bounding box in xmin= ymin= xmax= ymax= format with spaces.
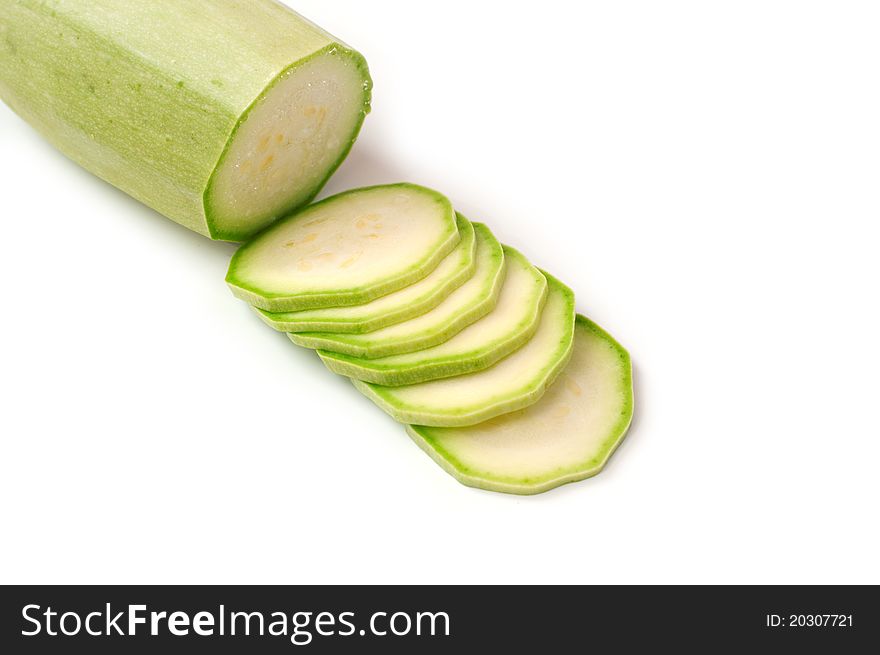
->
xmin=0 ymin=0 xmax=371 ymax=241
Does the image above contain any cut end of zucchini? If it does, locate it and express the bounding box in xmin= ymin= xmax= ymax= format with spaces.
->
xmin=226 ymin=183 xmax=458 ymax=311
xmin=206 ymin=47 xmax=371 ymax=241
xmin=407 ymin=316 xmax=633 ymax=495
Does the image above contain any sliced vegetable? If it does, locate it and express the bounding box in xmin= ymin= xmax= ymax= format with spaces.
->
xmin=226 ymin=184 xmax=459 ymax=312
xmin=319 ymin=247 xmax=547 ymax=385
xmin=353 ymin=274 xmax=575 ymax=426
xmin=257 ymin=214 xmax=476 ymax=333
xmin=0 ymin=0 xmax=371 ymax=241
xmin=407 ymin=316 xmax=632 ymax=494
xmin=290 ymin=223 xmax=505 ymax=358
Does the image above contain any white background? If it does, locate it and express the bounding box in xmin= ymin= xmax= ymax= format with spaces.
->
xmin=1 ymin=1 xmax=878 ymax=584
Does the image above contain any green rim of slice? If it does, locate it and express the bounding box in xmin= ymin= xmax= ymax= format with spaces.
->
xmin=319 ymin=246 xmax=547 ymax=385
xmin=256 ymin=214 xmax=476 ymax=333
xmin=352 ymin=272 xmax=575 ymax=426
xmin=290 ymin=223 xmax=505 ymax=358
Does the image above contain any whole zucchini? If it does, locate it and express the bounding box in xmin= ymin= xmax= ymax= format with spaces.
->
xmin=0 ymin=0 xmax=372 ymax=240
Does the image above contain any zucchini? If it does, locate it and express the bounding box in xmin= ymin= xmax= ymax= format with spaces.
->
xmin=290 ymin=223 xmax=505 ymax=358
xmin=226 ymin=184 xmax=460 ymax=312
xmin=0 ymin=0 xmax=371 ymax=240
xmin=407 ymin=316 xmax=633 ymax=495
xmin=353 ymin=274 xmax=575 ymax=427
xmin=257 ymin=214 xmax=476 ymax=333
xmin=319 ymin=247 xmax=547 ymax=385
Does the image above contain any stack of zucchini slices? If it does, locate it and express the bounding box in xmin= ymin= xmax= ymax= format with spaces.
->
xmin=227 ymin=183 xmax=633 ymax=495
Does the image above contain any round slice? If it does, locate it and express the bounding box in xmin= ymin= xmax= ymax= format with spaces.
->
xmin=407 ymin=315 xmax=633 ymax=495
xmin=319 ymin=247 xmax=547 ymax=385
xmin=226 ymin=184 xmax=459 ymax=311
xmin=352 ymin=273 xmax=576 ymax=426
xmin=290 ymin=223 xmax=506 ymax=358
xmin=256 ymin=214 xmax=476 ymax=333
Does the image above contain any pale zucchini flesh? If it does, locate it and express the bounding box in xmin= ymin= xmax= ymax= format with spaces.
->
xmin=319 ymin=246 xmax=547 ymax=385
xmin=206 ymin=52 xmax=371 ymax=240
xmin=407 ymin=316 xmax=633 ymax=495
xmin=353 ymin=274 xmax=576 ymax=426
xmin=290 ymin=223 xmax=505 ymax=358
xmin=226 ymin=184 xmax=460 ymax=312
xmin=257 ymin=214 xmax=477 ymax=333
xmin=0 ymin=0 xmax=371 ymax=241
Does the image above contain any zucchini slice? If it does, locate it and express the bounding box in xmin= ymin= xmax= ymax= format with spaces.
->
xmin=257 ymin=214 xmax=476 ymax=333
xmin=290 ymin=223 xmax=505 ymax=358
xmin=407 ymin=316 xmax=633 ymax=495
xmin=0 ymin=0 xmax=371 ymax=241
xmin=319 ymin=247 xmax=547 ymax=385
xmin=226 ymin=184 xmax=459 ymax=312
xmin=352 ymin=274 xmax=575 ymax=426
